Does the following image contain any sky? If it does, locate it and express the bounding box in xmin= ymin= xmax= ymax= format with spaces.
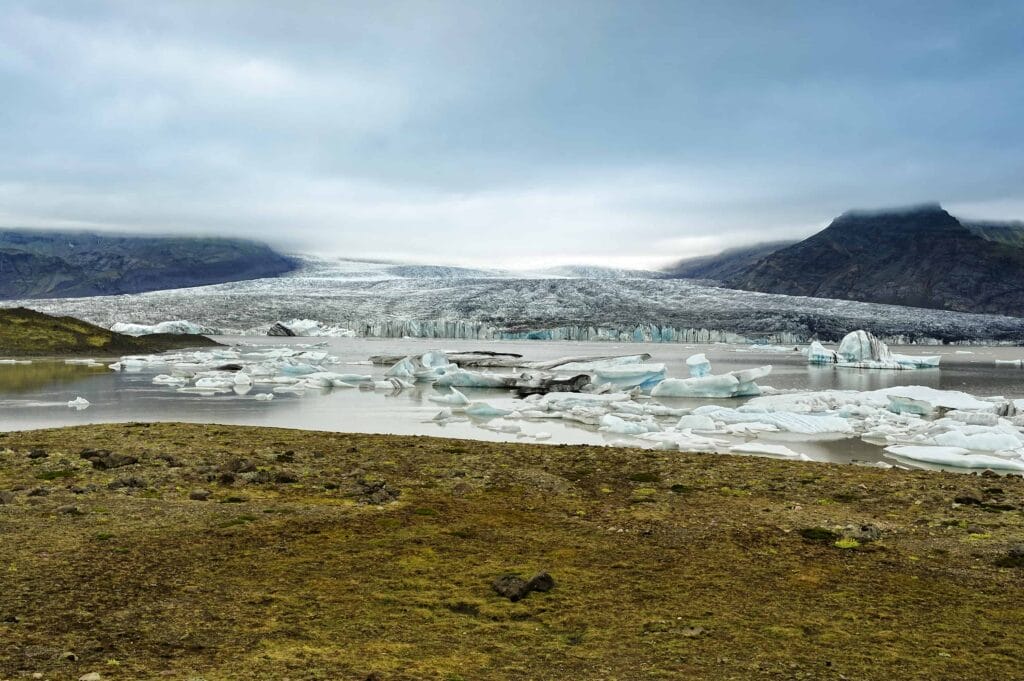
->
xmin=1 ymin=1 xmax=1022 ymax=269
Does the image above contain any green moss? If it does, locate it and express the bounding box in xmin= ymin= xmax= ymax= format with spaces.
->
xmin=835 ymin=537 xmax=861 ymax=549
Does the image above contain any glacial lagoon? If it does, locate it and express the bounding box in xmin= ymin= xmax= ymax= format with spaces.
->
xmin=2 ymin=337 xmax=1023 ymax=472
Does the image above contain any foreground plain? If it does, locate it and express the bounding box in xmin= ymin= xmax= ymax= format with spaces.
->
xmin=1 ymin=423 xmax=1023 ymax=680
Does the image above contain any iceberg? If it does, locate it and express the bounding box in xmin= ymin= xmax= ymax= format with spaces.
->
xmin=686 ymin=353 xmax=711 ymax=377
xmin=729 ymin=443 xmax=810 ymax=460
xmin=651 ymin=365 xmax=771 ymax=399
xmin=598 ymin=413 xmax=662 ymax=435
xmin=591 ymin=363 xmax=666 ymax=390
xmin=67 ymin=396 xmax=90 ymax=410
xmin=885 ymin=445 xmax=1024 ymax=471
xmin=428 ymin=388 xmax=471 ymax=406
xmin=268 ymin=319 xmax=356 ymax=337
xmin=434 ymin=368 xmax=516 ymax=389
xmin=465 ymin=402 xmax=513 ymax=418
xmin=810 ymin=330 xmax=940 ymax=370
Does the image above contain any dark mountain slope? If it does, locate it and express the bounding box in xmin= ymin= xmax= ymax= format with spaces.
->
xmin=726 ymin=204 xmax=1024 ymax=316
xmin=665 ymin=240 xmax=796 ymax=281
xmin=0 ymin=229 xmax=296 ymax=299
xmin=963 ymin=220 xmax=1024 ymax=247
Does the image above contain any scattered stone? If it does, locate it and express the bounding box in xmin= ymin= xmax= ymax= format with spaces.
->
xmin=966 ymin=524 xmax=986 ymax=535
xmin=246 ymin=470 xmax=273 ymax=484
xmin=527 ymin=571 xmax=556 ymax=592
xmin=57 ymin=505 xmax=84 ymax=516
xmin=60 ymin=651 xmax=78 ymax=661
xmin=79 ymin=673 xmax=102 ymax=681
xmin=0 ymin=490 xmax=15 ymax=504
xmin=79 ymin=449 xmax=138 ymax=470
xmin=273 ymin=471 xmax=298 ymax=484
xmin=841 ymin=524 xmax=882 ymax=543
xmin=994 ymin=544 xmax=1024 ymax=568
xmin=27 ymin=487 xmax=50 ymax=497
xmin=356 ymin=480 xmax=400 ymax=505
xmin=275 ymin=451 xmax=296 ymax=463
xmin=27 ymin=449 xmax=48 ymax=459
xmin=492 ymin=574 xmax=532 ymax=602
xmin=223 ymin=458 xmax=256 ymax=474
xmin=188 ymin=489 xmax=212 ymax=501
xmin=218 ymin=472 xmax=236 ymax=486
xmin=156 ymin=453 xmax=182 ymax=468
xmin=107 ymin=477 xmax=147 ymax=490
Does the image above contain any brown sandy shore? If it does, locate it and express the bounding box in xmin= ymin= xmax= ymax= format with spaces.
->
xmin=1 ymin=423 xmax=1023 ymax=680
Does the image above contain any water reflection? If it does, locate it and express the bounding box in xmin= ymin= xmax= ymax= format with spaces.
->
xmin=0 ymin=361 xmax=109 ymax=394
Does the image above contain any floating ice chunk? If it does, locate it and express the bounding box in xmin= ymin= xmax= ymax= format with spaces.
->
xmin=807 ymin=341 xmax=838 ymax=365
xmin=0 ymin=359 xmax=32 ymax=365
xmin=676 ymin=414 xmax=716 ymax=431
xmin=64 ymin=359 xmax=96 ymax=365
xmin=995 ymin=359 xmax=1023 ymax=368
xmin=421 ymin=350 xmax=449 ymax=369
xmin=598 ymin=413 xmax=662 ymax=435
xmin=885 ymin=445 xmax=1024 ymax=471
xmin=883 ymin=386 xmax=996 ymax=414
xmin=540 ymin=391 xmax=634 ymax=409
xmin=693 ymin=406 xmax=854 ymax=435
xmin=428 ymin=388 xmax=471 ymax=406
xmin=686 ymin=353 xmax=711 ymax=377
xmin=549 ymin=354 xmax=650 ymax=371
xmin=465 ymin=402 xmax=513 ymax=418
xmin=433 ymin=408 xmax=453 ymax=421
xmin=729 ymin=442 xmax=809 ymax=460
xmin=253 ymin=393 xmax=274 ymax=401
xmin=591 ymin=363 xmax=666 ymax=390
xmin=635 ymin=431 xmax=728 ymax=451
xmin=385 ymin=356 xmax=418 ymax=378
xmin=434 ymin=368 xmax=516 ymax=389
xmin=67 ymin=396 xmax=90 ymax=410
xmin=271 ymin=319 xmax=356 ymax=337
xmin=650 ymin=366 xmax=771 ymax=399
xmin=479 ymin=418 xmax=522 ymax=434
xmin=153 ymin=374 xmax=188 ymax=386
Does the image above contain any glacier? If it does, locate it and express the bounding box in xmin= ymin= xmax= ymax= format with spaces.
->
xmin=7 ymin=255 xmax=1024 ymax=345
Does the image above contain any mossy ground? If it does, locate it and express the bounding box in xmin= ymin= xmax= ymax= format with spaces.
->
xmin=0 ymin=307 xmax=219 ymax=357
xmin=1 ymin=423 xmax=1023 ymax=680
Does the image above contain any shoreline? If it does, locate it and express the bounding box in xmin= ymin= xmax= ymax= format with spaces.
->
xmin=2 ymin=423 xmax=1023 ymax=679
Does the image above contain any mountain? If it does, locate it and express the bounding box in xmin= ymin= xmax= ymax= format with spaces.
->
xmin=0 ymin=229 xmax=297 ymax=299
xmin=725 ymin=204 xmax=1024 ymax=316
xmin=0 ymin=307 xmax=220 ymax=357
xmin=963 ymin=220 xmax=1024 ymax=247
xmin=665 ymin=240 xmax=796 ymax=281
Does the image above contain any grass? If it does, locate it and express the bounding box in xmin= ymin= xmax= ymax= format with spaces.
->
xmin=1 ymin=422 xmax=1023 ymax=680
xmin=0 ymin=307 xmax=220 ymax=358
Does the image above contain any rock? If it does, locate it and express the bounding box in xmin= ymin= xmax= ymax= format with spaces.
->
xmin=188 ymin=489 xmax=211 ymax=501
xmin=995 ymin=543 xmax=1024 ymax=568
xmin=356 ymin=480 xmax=400 ymax=505
xmin=27 ymin=448 xmax=48 ymax=459
xmin=79 ymin=673 xmax=102 ymax=681
xmin=273 ymin=471 xmax=298 ymax=484
xmin=218 ymin=472 xmax=236 ymax=485
xmin=27 ymin=487 xmax=50 ymax=497
xmin=223 ymin=458 xmax=257 ymax=474
xmin=275 ymin=451 xmax=296 ymax=463
xmin=79 ymin=449 xmax=138 ymax=470
xmin=156 ymin=453 xmax=182 ymax=468
xmin=0 ymin=490 xmax=15 ymax=504
xmin=527 ymin=571 xmax=556 ymax=592
xmin=841 ymin=524 xmax=882 ymax=543
xmin=966 ymin=524 xmax=986 ymax=535
xmin=107 ymin=477 xmax=147 ymax=490
xmin=954 ymin=490 xmax=983 ymax=505
xmin=57 ymin=505 xmax=84 ymax=516
xmin=60 ymin=651 xmax=78 ymax=661
xmin=267 ymin=322 xmax=297 ymax=337
xmin=492 ymin=574 xmax=532 ymax=602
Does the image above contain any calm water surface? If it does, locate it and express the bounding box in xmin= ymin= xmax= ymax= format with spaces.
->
xmin=2 ymin=337 xmax=1023 ymax=470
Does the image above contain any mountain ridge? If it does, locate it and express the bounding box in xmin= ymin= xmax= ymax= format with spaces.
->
xmin=724 ymin=205 xmax=1024 ymax=316
xmin=0 ymin=229 xmax=297 ymax=299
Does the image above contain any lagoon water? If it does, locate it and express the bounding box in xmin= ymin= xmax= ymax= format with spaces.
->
xmin=2 ymin=337 xmax=1023 ymax=470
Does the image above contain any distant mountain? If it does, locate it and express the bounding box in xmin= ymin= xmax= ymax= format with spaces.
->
xmin=664 ymin=240 xmax=796 ymax=281
xmin=0 ymin=229 xmax=297 ymax=299
xmin=725 ymin=204 xmax=1024 ymax=317
xmin=963 ymin=220 xmax=1024 ymax=247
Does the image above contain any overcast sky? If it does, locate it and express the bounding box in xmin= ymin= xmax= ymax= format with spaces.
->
xmin=1 ymin=1 xmax=1022 ymax=268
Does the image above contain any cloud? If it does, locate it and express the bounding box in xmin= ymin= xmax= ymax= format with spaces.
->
xmin=0 ymin=1 xmax=1022 ymax=268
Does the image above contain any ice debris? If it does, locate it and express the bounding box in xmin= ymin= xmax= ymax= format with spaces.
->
xmin=67 ymin=396 xmax=90 ymax=410
xmin=808 ymin=330 xmax=940 ymax=370
xmin=111 ymin=320 xmax=216 ymax=336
